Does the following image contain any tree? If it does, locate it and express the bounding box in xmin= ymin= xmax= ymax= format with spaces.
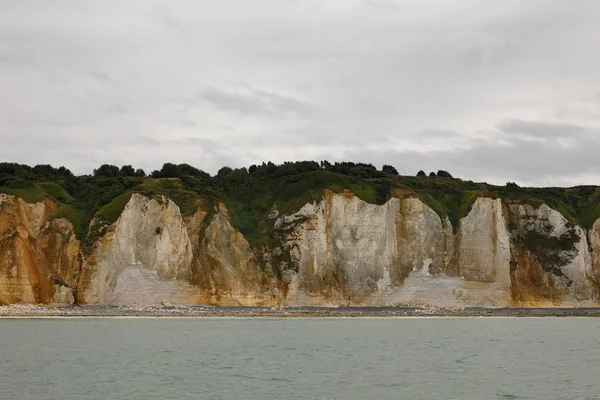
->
xmin=158 ymin=163 xmax=178 ymax=178
xmin=57 ymin=166 xmax=73 ymax=177
xmin=375 ymin=180 xmax=392 ymax=204
xmin=248 ymin=164 xmax=258 ymax=174
xmin=176 ymin=163 xmax=205 ymax=177
xmin=382 ymin=164 xmax=399 ymax=175
xmin=320 ymin=160 xmax=332 ymax=170
xmin=134 ymin=168 xmax=146 ymax=177
xmin=264 ymin=161 xmax=279 ymax=177
xmin=506 ymin=181 xmax=519 ymax=188
xmin=417 ymin=170 xmax=426 ymax=177
xmin=429 ymin=171 xmax=437 ymax=178
xmin=149 ymin=163 xmax=209 ymax=179
xmin=436 ymin=170 xmax=453 ymax=178
xmin=120 ymin=165 xmax=135 ymax=177
xmin=30 ymin=164 xmax=73 ymax=179
xmin=93 ymin=164 xmax=120 ymax=178
xmin=32 ymin=164 xmax=56 ymax=179
xmin=217 ymin=166 xmax=233 ymax=178
xmin=279 ymin=162 xmax=298 ymax=176
xmin=296 ymin=161 xmax=319 ymax=173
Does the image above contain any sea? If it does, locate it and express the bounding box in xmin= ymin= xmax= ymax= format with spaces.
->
xmin=1 ymin=317 xmax=599 ymax=400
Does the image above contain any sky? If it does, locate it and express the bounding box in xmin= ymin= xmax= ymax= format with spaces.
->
xmin=1 ymin=0 xmax=599 ymax=186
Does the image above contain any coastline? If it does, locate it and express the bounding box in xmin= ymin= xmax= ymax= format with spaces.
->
xmin=2 ymin=305 xmax=600 ymax=318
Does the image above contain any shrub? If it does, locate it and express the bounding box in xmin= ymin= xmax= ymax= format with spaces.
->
xmin=217 ymin=166 xmax=233 ymax=178
xmin=382 ymin=164 xmax=399 ymax=175
xmin=119 ymin=165 xmax=135 ymax=177
xmin=93 ymin=164 xmax=120 ymax=178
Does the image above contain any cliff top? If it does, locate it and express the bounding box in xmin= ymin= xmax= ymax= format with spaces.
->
xmin=1 ymin=161 xmax=599 ymax=243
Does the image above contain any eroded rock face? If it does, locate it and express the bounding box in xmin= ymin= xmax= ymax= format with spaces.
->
xmin=590 ymin=219 xmax=600 ymax=288
xmin=191 ymin=204 xmax=278 ymax=306
xmin=396 ymin=197 xmax=452 ymax=278
xmin=0 ymin=195 xmax=76 ymax=305
xmin=77 ymin=195 xmax=276 ymax=306
xmin=278 ymin=194 xmax=598 ymax=307
xmin=507 ymin=204 xmax=597 ymax=306
xmin=278 ymin=191 xmax=459 ymax=306
xmin=457 ymin=198 xmax=511 ymax=284
xmin=0 ymin=190 xmax=599 ymax=307
xmin=77 ymin=194 xmax=196 ymax=305
xmin=381 ymin=197 xmax=511 ymax=307
xmin=278 ymin=191 xmax=398 ymax=304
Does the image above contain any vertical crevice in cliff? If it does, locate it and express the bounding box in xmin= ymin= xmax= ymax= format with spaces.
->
xmin=323 ymin=189 xmax=347 ymax=303
xmin=588 ymin=220 xmax=600 ymax=298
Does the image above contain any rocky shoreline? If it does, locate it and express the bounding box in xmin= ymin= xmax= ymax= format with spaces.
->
xmin=2 ymin=305 xmax=600 ymax=318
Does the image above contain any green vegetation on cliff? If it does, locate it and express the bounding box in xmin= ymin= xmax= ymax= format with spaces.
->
xmin=94 ymin=192 xmax=134 ymax=226
xmin=1 ymin=161 xmax=599 ymax=245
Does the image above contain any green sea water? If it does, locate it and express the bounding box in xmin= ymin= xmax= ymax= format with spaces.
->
xmin=1 ymin=318 xmax=599 ymax=400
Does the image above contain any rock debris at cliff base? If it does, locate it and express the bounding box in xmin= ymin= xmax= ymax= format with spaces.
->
xmin=2 ymin=304 xmax=600 ymax=318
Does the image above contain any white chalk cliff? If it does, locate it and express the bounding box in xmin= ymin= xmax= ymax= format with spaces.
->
xmin=277 ymin=192 xmax=598 ymax=307
xmin=0 ymin=191 xmax=598 ymax=306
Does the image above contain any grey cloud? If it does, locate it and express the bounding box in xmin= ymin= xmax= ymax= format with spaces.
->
xmin=415 ymin=129 xmax=462 ymax=139
xmin=345 ymin=132 xmax=600 ymax=186
xmin=177 ymin=119 xmax=197 ymax=127
xmin=107 ymin=105 xmax=126 ymax=114
xmin=364 ymin=0 xmax=400 ymax=13
xmin=199 ymin=88 xmax=263 ymax=115
xmin=498 ymin=119 xmax=588 ymax=138
xmin=0 ymin=53 xmax=29 ymax=67
xmin=198 ymin=87 xmax=315 ymax=118
xmin=1 ymin=1 xmax=600 ymax=185
xmin=133 ymin=135 xmax=161 ymax=146
xmin=85 ymin=70 xmax=111 ymax=83
xmin=175 ymin=137 xmax=220 ymax=150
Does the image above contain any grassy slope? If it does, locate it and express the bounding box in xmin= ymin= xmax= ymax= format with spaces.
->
xmin=2 ymin=171 xmax=600 ymax=246
xmin=221 ymin=171 xmax=600 ymax=242
xmin=218 ymin=170 xmax=385 ymax=245
xmin=94 ymin=192 xmax=134 ymax=225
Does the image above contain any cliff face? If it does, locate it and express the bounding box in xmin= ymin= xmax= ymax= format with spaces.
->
xmin=276 ymin=190 xmax=451 ymax=305
xmin=278 ymin=195 xmax=511 ymax=307
xmin=0 ymin=191 xmax=598 ymax=307
xmin=191 ymin=203 xmax=277 ymax=305
xmin=77 ymin=194 xmax=276 ymax=306
xmin=77 ymin=194 xmax=197 ymax=305
xmin=506 ymin=204 xmax=597 ymax=305
xmin=274 ymin=190 xmax=402 ymax=305
xmin=276 ymin=195 xmax=598 ymax=307
xmin=591 ymin=219 xmax=600 ymax=287
xmin=0 ymin=194 xmax=76 ymax=305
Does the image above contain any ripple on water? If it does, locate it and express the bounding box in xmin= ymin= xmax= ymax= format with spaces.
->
xmin=0 ymin=318 xmax=599 ymax=400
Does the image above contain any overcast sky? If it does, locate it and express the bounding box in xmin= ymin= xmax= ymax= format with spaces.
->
xmin=1 ymin=0 xmax=599 ymax=186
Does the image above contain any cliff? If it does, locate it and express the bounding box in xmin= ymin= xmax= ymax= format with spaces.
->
xmin=0 ymin=194 xmax=77 ymax=305
xmin=276 ymin=194 xmax=598 ymax=307
xmin=0 ymin=162 xmax=599 ymax=307
xmin=75 ymin=194 xmax=276 ymax=306
xmin=1 ymin=190 xmax=598 ymax=307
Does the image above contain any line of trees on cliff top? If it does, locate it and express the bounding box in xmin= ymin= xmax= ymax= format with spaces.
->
xmin=149 ymin=161 xmax=453 ymax=181
xmin=0 ymin=160 xmax=455 ymax=186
